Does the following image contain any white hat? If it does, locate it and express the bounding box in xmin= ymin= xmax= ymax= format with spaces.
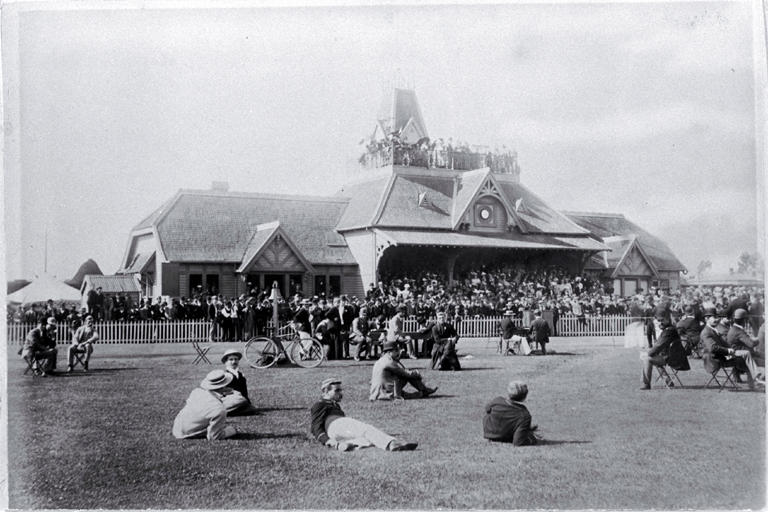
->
xmin=201 ymin=370 xmax=233 ymax=390
xmin=221 ymin=349 xmax=243 ymax=363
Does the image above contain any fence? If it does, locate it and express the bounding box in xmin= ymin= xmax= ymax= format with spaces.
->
xmin=7 ymin=314 xmax=640 ymax=345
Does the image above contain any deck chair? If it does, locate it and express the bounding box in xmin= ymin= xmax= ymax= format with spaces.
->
xmin=192 ymin=341 xmax=212 ymax=365
xmin=654 ymin=365 xmax=684 ymax=388
xmin=704 ymin=360 xmax=738 ymax=392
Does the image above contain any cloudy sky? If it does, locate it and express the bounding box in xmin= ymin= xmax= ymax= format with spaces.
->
xmin=3 ymin=0 xmax=763 ymax=282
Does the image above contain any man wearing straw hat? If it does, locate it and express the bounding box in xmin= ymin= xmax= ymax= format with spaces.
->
xmin=172 ymin=370 xmax=238 ymax=440
xmin=311 ymin=378 xmax=418 ymax=451
xmin=68 ymin=315 xmax=98 ymax=372
xmin=221 ymin=349 xmax=258 ymax=416
xmin=499 ymin=309 xmax=518 ymax=356
xmin=370 ymin=341 xmax=438 ymax=400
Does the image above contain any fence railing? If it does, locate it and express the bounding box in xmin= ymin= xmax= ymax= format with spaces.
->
xmin=5 ymin=314 xmax=662 ymax=344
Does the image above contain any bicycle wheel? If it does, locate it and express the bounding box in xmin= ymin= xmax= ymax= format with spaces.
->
xmin=290 ymin=337 xmax=325 ymax=368
xmin=244 ymin=337 xmax=280 ymax=369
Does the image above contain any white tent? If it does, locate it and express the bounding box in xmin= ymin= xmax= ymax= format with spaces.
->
xmin=6 ymin=275 xmax=82 ymax=306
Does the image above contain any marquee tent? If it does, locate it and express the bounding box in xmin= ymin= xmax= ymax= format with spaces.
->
xmin=6 ymin=275 xmax=81 ymax=306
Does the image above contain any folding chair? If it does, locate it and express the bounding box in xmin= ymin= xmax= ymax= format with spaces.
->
xmin=704 ymin=362 xmax=738 ymax=392
xmin=654 ymin=365 xmax=684 ymax=388
xmin=192 ymin=341 xmax=212 ymax=365
xmin=23 ymin=356 xmax=44 ymax=377
xmin=70 ymin=347 xmax=87 ymax=371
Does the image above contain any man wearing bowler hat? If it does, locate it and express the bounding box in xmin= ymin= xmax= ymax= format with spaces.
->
xmin=639 ymin=308 xmax=690 ymax=390
xmin=370 ymin=340 xmax=438 ymax=400
xmin=311 ymin=378 xmax=418 ymax=451
xmin=172 ymin=370 xmax=238 ymax=440
xmin=221 ymin=349 xmax=258 ymax=415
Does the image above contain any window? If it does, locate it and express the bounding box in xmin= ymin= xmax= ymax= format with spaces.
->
xmin=314 ymin=275 xmax=327 ymax=298
xmin=329 ymin=276 xmax=341 ymax=298
xmin=189 ymin=274 xmax=203 ymax=296
xmin=206 ymin=274 xmax=219 ymax=295
xmin=625 ymin=280 xmax=637 ymax=297
xmin=613 ymin=279 xmax=622 ymax=296
xmin=290 ymin=274 xmax=303 ymax=296
xmin=474 ymin=204 xmax=496 ymax=227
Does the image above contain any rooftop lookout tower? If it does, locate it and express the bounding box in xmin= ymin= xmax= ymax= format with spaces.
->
xmin=357 ymin=87 xmax=522 ymax=181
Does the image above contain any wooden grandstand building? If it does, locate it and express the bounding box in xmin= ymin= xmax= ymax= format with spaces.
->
xmin=117 ymin=88 xmax=685 ymax=299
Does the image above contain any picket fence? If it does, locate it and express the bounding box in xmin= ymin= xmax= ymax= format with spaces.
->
xmin=6 ymin=314 xmax=635 ymax=345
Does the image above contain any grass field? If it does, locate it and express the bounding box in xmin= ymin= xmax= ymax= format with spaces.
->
xmin=7 ymin=337 xmax=766 ymax=510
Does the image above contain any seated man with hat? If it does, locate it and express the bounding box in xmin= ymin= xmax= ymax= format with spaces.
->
xmin=431 ymin=310 xmax=461 ymax=371
xmin=221 ymin=349 xmax=258 ymax=416
xmin=21 ymin=317 xmax=58 ymax=376
xmin=639 ymin=308 xmax=690 ymax=390
xmin=702 ymin=306 xmax=747 ymax=382
xmin=499 ymin=309 xmax=520 ymax=355
xmin=172 ymin=370 xmax=238 ymax=440
xmin=387 ymin=305 xmax=417 ymax=359
xmin=483 ymin=380 xmax=541 ymax=446
xmin=311 ymin=378 xmax=418 ymax=451
xmin=68 ymin=314 xmax=99 ymax=372
xmin=370 ymin=340 xmax=438 ymax=400
xmin=676 ymin=305 xmax=703 ymax=357
xmin=725 ymin=308 xmax=764 ymax=387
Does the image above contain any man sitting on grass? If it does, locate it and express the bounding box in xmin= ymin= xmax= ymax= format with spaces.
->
xmin=311 ymin=378 xmax=418 ymax=451
xmin=221 ymin=349 xmax=258 ymax=416
xmin=370 ymin=341 xmax=438 ymax=400
xmin=483 ymin=380 xmax=541 ymax=446
xmin=172 ymin=370 xmax=237 ymax=441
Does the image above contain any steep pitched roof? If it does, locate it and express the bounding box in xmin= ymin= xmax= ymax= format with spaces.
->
xmin=120 ymin=251 xmax=155 ymax=274
xmin=377 ymin=88 xmax=428 ymax=141
xmin=334 ymin=176 xmax=392 ymax=231
xmin=236 ymin=221 xmax=316 ymax=274
xmin=497 ymin=182 xmax=588 ymax=235
xmin=374 ymin=173 xmax=455 ymax=228
xmin=451 ymin=168 xmax=487 ymax=225
xmin=145 ymin=190 xmax=354 ymax=265
xmin=133 ymin=195 xmax=176 ymax=231
xmin=565 ymin=211 xmax=687 ymax=272
xmin=374 ymin=229 xmax=608 ymax=251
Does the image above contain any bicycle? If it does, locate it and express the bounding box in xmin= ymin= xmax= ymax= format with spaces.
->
xmin=244 ymin=325 xmax=325 ymax=369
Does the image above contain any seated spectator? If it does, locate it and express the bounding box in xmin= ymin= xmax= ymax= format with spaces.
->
xmin=387 ymin=305 xmax=416 ymax=359
xmin=68 ymin=315 xmax=98 ymax=372
xmin=21 ymin=317 xmax=58 ymax=376
xmin=483 ymin=380 xmax=540 ymax=446
xmin=370 ymin=341 xmax=438 ymax=400
xmin=431 ymin=311 xmax=461 ymax=371
xmin=221 ymin=349 xmax=257 ymax=416
xmin=676 ymin=305 xmax=703 ymax=357
xmin=351 ymin=307 xmax=375 ymax=361
xmin=639 ymin=309 xmax=690 ymax=390
xmin=311 ymin=378 xmax=418 ymax=452
xmin=172 ymin=370 xmax=238 ymax=441
xmin=726 ymin=309 xmax=764 ymax=387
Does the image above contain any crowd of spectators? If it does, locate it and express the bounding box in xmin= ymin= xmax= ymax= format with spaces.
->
xmin=7 ymin=261 xmax=764 ymax=340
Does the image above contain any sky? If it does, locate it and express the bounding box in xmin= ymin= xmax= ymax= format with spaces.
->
xmin=3 ymin=0 xmax=764 ymax=282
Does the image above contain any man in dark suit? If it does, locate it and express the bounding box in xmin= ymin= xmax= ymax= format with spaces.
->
xmin=676 ymin=305 xmax=703 ymax=357
xmin=499 ymin=309 xmax=517 ymax=355
xmin=483 ymin=380 xmax=540 ymax=446
xmin=338 ymin=295 xmax=355 ymax=359
xmin=726 ymin=293 xmax=750 ymax=320
xmin=431 ymin=311 xmax=460 ymax=371
xmin=325 ymin=297 xmax=342 ymax=360
xmin=639 ymin=309 xmax=690 ymax=390
xmin=726 ymin=309 xmax=764 ymax=387
xmin=529 ymin=310 xmax=551 ymax=355
xmin=701 ymin=307 xmax=740 ymax=378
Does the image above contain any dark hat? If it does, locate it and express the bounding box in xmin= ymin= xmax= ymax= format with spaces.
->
xmin=396 ymin=305 xmax=407 ymax=313
xmin=733 ymin=308 xmax=748 ymax=320
xmin=684 ymin=305 xmax=694 ymax=315
xmin=654 ymin=308 xmax=670 ymax=320
xmin=382 ymin=340 xmax=400 ymax=352
xmin=702 ymin=307 xmax=718 ymax=318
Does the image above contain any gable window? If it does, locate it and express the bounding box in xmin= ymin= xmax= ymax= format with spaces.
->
xmin=474 ymin=204 xmax=496 ymax=227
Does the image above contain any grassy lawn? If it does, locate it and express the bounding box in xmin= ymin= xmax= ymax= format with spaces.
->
xmin=7 ymin=337 xmax=765 ymax=509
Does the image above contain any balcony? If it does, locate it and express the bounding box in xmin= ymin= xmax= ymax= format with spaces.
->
xmin=359 ymin=144 xmax=521 ymax=175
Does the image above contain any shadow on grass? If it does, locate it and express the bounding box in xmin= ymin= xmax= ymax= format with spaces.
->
xmin=46 ymin=368 xmax=141 ymax=377
xmin=234 ymin=432 xmax=305 ymax=440
xmin=453 ymin=367 xmax=504 ymax=372
xmin=253 ymin=406 xmax=307 ymax=413
xmin=539 ymin=439 xmax=592 ymax=446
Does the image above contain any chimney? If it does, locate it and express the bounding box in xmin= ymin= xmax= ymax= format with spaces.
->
xmin=211 ymin=181 xmax=229 ymax=192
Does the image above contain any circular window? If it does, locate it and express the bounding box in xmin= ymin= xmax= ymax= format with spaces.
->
xmin=479 ymin=208 xmax=491 ymax=220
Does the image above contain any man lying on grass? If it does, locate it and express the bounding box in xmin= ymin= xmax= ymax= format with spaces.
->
xmin=311 ymin=378 xmax=418 ymax=451
xmin=172 ymin=370 xmax=238 ymax=441
xmin=370 ymin=341 xmax=438 ymax=400
xmin=221 ymin=349 xmax=258 ymax=416
xmin=483 ymin=380 xmax=541 ymax=446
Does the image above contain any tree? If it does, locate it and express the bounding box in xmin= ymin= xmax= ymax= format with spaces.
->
xmin=737 ymin=252 xmax=764 ymax=275
xmin=696 ymin=260 xmax=712 ymax=278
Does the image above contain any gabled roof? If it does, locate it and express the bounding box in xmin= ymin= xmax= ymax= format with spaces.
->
xmin=236 ymin=221 xmax=316 ymax=274
xmin=450 ymin=170 xmax=527 ymax=232
xmin=565 ymin=211 xmax=687 ymax=272
xmin=334 ymin=176 xmax=392 ymax=231
xmin=605 ymin=236 xmax=659 ymax=279
xmin=120 ymin=251 xmax=155 ymax=274
xmin=80 ymin=275 xmax=141 ymax=294
xmin=497 ymin=182 xmax=588 ymax=235
xmin=374 ymin=173 xmax=456 ymax=229
xmin=130 ymin=190 xmax=355 ymax=265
